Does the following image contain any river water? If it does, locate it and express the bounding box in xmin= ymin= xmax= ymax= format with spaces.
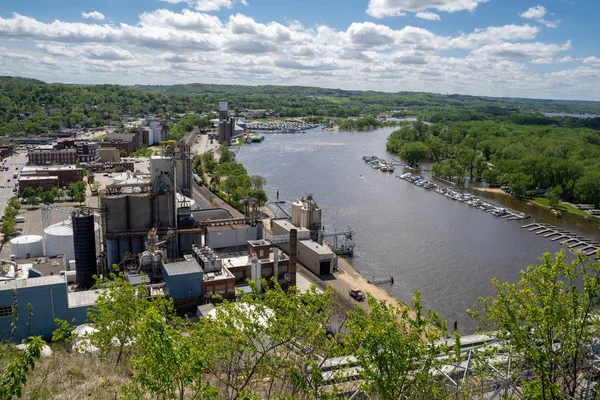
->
xmin=236 ymin=127 xmax=600 ymax=333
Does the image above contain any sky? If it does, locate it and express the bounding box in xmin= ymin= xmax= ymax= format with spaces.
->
xmin=0 ymin=0 xmax=599 ymax=100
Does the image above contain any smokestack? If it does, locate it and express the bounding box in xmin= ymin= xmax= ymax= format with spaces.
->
xmin=289 ymin=229 xmax=297 ymax=287
xmin=273 ymin=246 xmax=279 ymax=284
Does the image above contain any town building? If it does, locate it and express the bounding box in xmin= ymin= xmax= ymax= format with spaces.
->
xmin=28 ymin=146 xmax=77 ymax=165
xmin=20 ymin=165 xmax=83 ymax=189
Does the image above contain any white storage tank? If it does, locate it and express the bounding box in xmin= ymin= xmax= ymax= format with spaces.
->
xmin=44 ymin=219 xmax=101 ymax=264
xmin=44 ymin=221 xmax=75 ymax=263
xmin=10 ymin=235 xmax=44 ymax=259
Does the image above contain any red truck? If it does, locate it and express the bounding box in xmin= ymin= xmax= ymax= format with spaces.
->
xmin=349 ymin=288 xmax=365 ymax=301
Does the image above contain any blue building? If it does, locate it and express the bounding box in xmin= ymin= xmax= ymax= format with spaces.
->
xmin=161 ymin=260 xmax=203 ymax=303
xmin=1 ymin=275 xmax=99 ymax=342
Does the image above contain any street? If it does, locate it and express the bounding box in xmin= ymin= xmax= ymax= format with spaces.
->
xmin=0 ymin=151 xmax=29 ymax=216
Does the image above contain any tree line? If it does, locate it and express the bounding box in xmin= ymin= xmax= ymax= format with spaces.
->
xmin=387 ymin=119 xmax=600 ymax=207
xmin=193 ymin=146 xmax=268 ymax=209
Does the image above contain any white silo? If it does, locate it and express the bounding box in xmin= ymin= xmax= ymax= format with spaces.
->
xmin=44 ymin=219 xmax=101 ymax=265
xmin=10 ymin=235 xmax=44 ymax=259
xmin=44 ymin=220 xmax=75 ymax=264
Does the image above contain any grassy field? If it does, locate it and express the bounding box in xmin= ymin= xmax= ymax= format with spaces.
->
xmin=532 ymin=197 xmax=594 ymax=217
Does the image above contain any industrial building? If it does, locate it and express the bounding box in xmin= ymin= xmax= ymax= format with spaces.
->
xmin=272 ymin=219 xmax=336 ymax=277
xmin=19 ymin=165 xmax=83 ymax=190
xmin=216 ymin=101 xmax=245 ymax=143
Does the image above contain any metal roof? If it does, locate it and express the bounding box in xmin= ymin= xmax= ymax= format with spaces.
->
xmin=162 ymin=260 xmax=202 ymax=277
xmin=192 ymin=208 xmax=232 ymax=221
xmin=0 ymin=275 xmax=64 ymax=291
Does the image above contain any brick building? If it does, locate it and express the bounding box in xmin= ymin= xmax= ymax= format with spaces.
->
xmin=18 ymin=176 xmax=59 ymax=195
xmin=28 ymin=146 xmax=77 ymax=165
xmin=20 ymin=166 xmax=83 ymax=188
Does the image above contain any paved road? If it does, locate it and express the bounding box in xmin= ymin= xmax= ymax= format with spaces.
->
xmin=0 ymin=151 xmax=28 ymax=216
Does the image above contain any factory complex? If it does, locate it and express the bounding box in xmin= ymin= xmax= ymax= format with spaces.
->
xmin=1 ymin=138 xmax=339 ymax=341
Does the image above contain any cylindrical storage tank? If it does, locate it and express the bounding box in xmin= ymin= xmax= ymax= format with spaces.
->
xmin=106 ymin=238 xmax=119 ymax=270
xmin=72 ymin=212 xmax=97 ymax=289
xmin=10 ymin=235 xmax=44 ymax=259
xmin=102 ymin=196 xmax=129 ymax=231
xmin=44 ymin=221 xmax=75 ymax=263
xmin=158 ymin=194 xmax=173 ymax=227
xmin=131 ymin=237 xmax=144 ymax=257
xmin=129 ymin=195 xmax=152 ymax=230
xmin=119 ymin=237 xmax=131 ymax=262
xmin=44 ymin=220 xmax=101 ymax=265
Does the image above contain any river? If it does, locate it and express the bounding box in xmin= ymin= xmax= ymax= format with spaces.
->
xmin=236 ymin=127 xmax=600 ymax=333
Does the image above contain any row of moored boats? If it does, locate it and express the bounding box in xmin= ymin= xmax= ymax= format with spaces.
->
xmin=247 ymin=122 xmax=319 ymax=133
xmin=362 ymin=155 xmax=395 ymax=172
xmin=398 ymin=172 xmax=530 ymax=220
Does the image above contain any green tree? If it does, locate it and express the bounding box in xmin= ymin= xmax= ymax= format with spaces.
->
xmin=219 ymin=145 xmax=236 ymax=164
xmin=27 ymin=197 xmax=39 ymax=207
xmin=469 ymin=249 xmax=600 ymax=399
xmin=20 ymin=187 xmax=36 ymax=200
xmin=547 ymin=185 xmax=563 ymax=208
xmin=249 ymin=189 xmax=268 ymax=207
xmin=1 ymin=218 xmax=16 ymax=237
xmin=7 ymin=198 xmax=21 ymax=211
xmin=86 ymin=272 xmax=155 ymax=366
xmin=575 ymin=171 xmax=600 ymax=208
xmin=0 ymin=337 xmax=45 ymax=399
xmin=129 ymin=308 xmax=217 ymax=400
xmin=222 ymin=176 xmax=238 ymax=202
xmin=400 ymin=142 xmax=429 ymax=168
xmin=346 ymin=291 xmax=449 ymax=399
xmin=39 ymin=191 xmax=55 ymax=205
xmin=250 ymin=175 xmax=266 ymax=190
xmin=197 ymin=282 xmax=348 ymax=399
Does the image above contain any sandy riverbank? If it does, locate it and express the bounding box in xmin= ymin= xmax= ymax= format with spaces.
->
xmin=260 ymin=205 xmax=408 ymax=308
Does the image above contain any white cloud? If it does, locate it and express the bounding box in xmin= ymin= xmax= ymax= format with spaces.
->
xmin=471 ymin=41 xmax=571 ymax=60
xmin=583 ymin=57 xmax=600 ymax=66
xmin=81 ymin=11 xmax=105 ymax=20
xmin=37 ymin=43 xmax=134 ymax=60
xmin=159 ymin=0 xmax=247 ymax=11
xmin=367 ymin=0 xmax=488 ymax=18
xmin=139 ymin=9 xmax=222 ymax=32
xmin=0 ymin=9 xmax=597 ymax=100
xmin=519 ymin=5 xmax=560 ymax=28
xmin=415 ymin=11 xmax=441 ymax=21
xmin=519 ymin=5 xmax=546 ymax=20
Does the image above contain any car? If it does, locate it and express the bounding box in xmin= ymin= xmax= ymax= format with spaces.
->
xmin=349 ymin=288 xmax=365 ymax=301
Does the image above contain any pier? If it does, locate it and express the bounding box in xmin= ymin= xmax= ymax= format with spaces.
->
xmin=521 ymin=223 xmax=599 ymax=258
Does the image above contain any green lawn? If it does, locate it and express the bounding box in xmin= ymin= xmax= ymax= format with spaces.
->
xmin=532 ymin=197 xmax=593 ymax=217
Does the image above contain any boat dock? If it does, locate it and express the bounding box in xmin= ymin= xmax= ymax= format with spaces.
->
xmin=521 ymin=223 xmax=599 ymax=257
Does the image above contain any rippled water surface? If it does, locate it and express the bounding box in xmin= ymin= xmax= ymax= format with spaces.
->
xmin=237 ymin=127 xmax=600 ymax=333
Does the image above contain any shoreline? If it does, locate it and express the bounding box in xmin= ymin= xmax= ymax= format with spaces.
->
xmin=260 ymin=204 xmax=409 ymax=310
xmin=474 ymin=187 xmax=599 ymax=220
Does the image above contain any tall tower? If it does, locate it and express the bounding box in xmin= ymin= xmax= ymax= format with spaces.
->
xmin=218 ymin=101 xmax=231 ymax=144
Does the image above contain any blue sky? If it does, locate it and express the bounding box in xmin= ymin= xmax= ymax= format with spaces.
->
xmin=0 ymin=0 xmax=598 ymax=100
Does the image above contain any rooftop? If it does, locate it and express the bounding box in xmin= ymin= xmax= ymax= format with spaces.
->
xmin=299 ymin=239 xmax=333 ymax=256
xmin=272 ymin=219 xmax=310 ymax=233
xmin=68 ymin=289 xmax=102 ymax=308
xmin=19 ymin=176 xmax=59 ymax=181
xmin=22 ymin=165 xmax=81 ymax=172
xmin=162 ymin=260 xmax=202 ymax=277
xmin=192 ymin=208 xmax=232 ymax=221
xmin=207 ymin=223 xmax=254 ymax=232
xmin=203 ymin=265 xmax=235 ymax=282
xmin=0 ymin=275 xmax=65 ymax=292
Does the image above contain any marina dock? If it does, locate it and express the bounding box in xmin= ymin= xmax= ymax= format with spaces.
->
xmin=521 ymin=223 xmax=599 ymax=257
